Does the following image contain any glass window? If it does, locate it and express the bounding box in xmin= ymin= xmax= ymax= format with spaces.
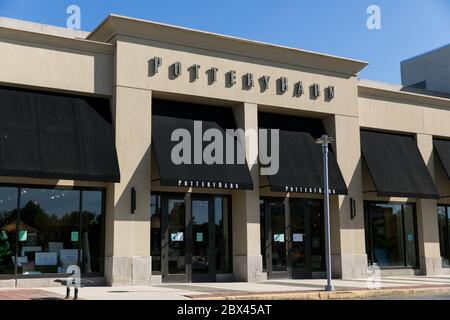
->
xmin=364 ymin=205 xmax=372 ymax=265
xmin=369 ymin=203 xmax=404 ymax=267
xmin=270 ymin=200 xmax=286 ymax=272
xmin=309 ymin=200 xmax=324 ymax=272
xmin=168 ymin=198 xmax=185 ymax=274
xmin=0 ymin=187 xmax=19 ymax=275
xmin=364 ymin=202 xmax=418 ymax=268
xmin=403 ymin=205 xmax=417 ymax=268
xmin=18 ymin=188 xmax=80 ymax=275
xmin=259 ymin=200 xmax=266 ymax=272
xmin=289 ymin=199 xmax=306 ymax=273
xmin=151 ymin=195 xmax=161 ymax=272
xmin=438 ymin=206 xmax=450 ymax=267
xmin=447 ymin=207 xmax=450 ymax=267
xmin=155 ymin=194 xmax=232 ymax=277
xmin=192 ymin=199 xmax=209 ymax=274
xmin=288 ymin=199 xmax=324 ymax=274
xmin=215 ymin=196 xmax=231 ymax=273
xmin=0 ymin=186 xmax=104 ymax=277
xmin=80 ymin=191 xmax=103 ymax=274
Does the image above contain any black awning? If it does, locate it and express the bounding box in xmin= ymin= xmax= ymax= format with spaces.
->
xmin=259 ymin=112 xmax=347 ymax=195
xmin=361 ymin=130 xmax=438 ymax=199
xmin=152 ymin=100 xmax=253 ymax=190
xmin=0 ymin=86 xmax=120 ymax=182
xmin=434 ymin=139 xmax=450 ymax=181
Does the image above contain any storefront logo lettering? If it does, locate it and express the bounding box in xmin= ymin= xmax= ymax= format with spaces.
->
xmin=150 ymin=57 xmax=335 ymax=101
xmin=285 ymin=186 xmax=336 ymax=194
xmin=178 ymin=180 xmax=239 ymax=190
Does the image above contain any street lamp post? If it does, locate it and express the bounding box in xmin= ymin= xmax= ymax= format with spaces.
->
xmin=316 ymin=134 xmax=335 ymax=292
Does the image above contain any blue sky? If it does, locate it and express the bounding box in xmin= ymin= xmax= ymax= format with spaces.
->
xmin=0 ymin=0 xmax=449 ymax=84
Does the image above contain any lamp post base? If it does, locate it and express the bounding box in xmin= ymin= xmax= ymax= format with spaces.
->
xmin=325 ymin=285 xmax=335 ymax=292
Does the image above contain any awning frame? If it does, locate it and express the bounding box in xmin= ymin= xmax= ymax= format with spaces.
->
xmin=361 ymin=130 xmax=439 ymax=200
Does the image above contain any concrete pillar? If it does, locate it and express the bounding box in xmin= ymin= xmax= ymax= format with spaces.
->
xmin=105 ymin=86 xmax=152 ymax=286
xmin=324 ymin=115 xmax=367 ymax=279
xmin=416 ymin=133 xmax=441 ymax=275
xmin=231 ymin=102 xmax=265 ymax=281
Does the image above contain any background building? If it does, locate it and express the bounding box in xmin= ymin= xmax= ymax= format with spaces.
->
xmin=401 ymin=44 xmax=450 ymax=94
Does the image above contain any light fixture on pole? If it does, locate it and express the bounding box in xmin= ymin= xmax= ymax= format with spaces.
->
xmin=315 ymin=134 xmax=335 ymax=292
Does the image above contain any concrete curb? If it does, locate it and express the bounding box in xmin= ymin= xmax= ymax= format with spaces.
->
xmin=190 ymin=286 xmax=450 ymax=300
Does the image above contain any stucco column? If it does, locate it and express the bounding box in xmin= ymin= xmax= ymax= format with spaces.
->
xmin=416 ymin=133 xmax=441 ymax=275
xmin=231 ymin=102 xmax=265 ymax=281
xmin=324 ymin=114 xmax=367 ymax=279
xmin=105 ymin=86 xmax=152 ymax=286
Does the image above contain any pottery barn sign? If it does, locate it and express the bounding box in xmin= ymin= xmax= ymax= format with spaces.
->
xmin=150 ymin=57 xmax=336 ymax=101
xmin=284 ymin=186 xmax=337 ymax=194
xmin=178 ymin=180 xmax=240 ymax=190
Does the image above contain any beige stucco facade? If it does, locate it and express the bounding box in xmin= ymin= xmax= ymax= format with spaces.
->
xmin=359 ymin=80 xmax=450 ymax=276
xmin=0 ymin=15 xmax=449 ymax=287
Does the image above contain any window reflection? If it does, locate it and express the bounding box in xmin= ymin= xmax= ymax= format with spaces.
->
xmin=168 ymin=199 xmax=185 ymax=274
xmin=309 ymin=201 xmax=324 ymax=272
xmin=215 ymin=197 xmax=231 ymax=273
xmin=81 ymin=191 xmax=103 ymax=274
xmin=371 ymin=204 xmax=404 ymax=267
xmin=438 ymin=206 xmax=450 ymax=267
xmin=0 ymin=188 xmax=18 ymax=275
xmin=290 ymin=199 xmax=306 ymax=273
xmin=192 ymin=200 xmax=209 ymax=274
xmin=151 ymin=195 xmax=161 ymax=272
xmin=364 ymin=202 xmax=418 ymax=268
xmin=403 ymin=205 xmax=417 ymax=267
xmin=270 ymin=200 xmax=286 ymax=272
xmin=259 ymin=200 xmax=266 ymax=272
xmin=0 ymin=186 xmax=104 ymax=277
xmin=19 ymin=189 xmax=80 ymax=275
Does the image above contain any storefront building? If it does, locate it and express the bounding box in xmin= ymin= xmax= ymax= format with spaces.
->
xmin=0 ymin=15 xmax=449 ymax=287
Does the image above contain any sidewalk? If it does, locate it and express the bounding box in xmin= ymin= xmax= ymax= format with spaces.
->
xmin=2 ymin=275 xmax=450 ymax=300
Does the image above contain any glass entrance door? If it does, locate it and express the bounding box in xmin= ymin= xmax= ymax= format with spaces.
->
xmin=289 ymin=199 xmax=324 ymax=278
xmin=191 ymin=198 xmax=215 ymax=282
xmin=262 ymin=198 xmax=288 ymax=279
xmin=161 ymin=196 xmax=187 ymax=282
xmin=157 ymin=193 xmax=231 ymax=283
xmin=289 ymin=199 xmax=310 ymax=278
xmin=261 ymin=198 xmax=324 ymax=280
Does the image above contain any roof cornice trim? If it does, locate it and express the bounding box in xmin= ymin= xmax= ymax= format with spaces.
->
xmin=0 ymin=26 xmax=113 ymax=55
xmin=358 ymin=80 xmax=450 ymax=108
xmin=88 ymin=14 xmax=368 ymax=76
